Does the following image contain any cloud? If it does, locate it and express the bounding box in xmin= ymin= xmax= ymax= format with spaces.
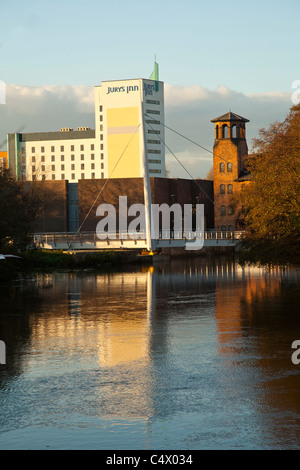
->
xmin=0 ymin=82 xmax=293 ymax=179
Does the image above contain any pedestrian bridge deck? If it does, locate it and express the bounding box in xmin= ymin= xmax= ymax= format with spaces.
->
xmin=33 ymin=231 xmax=244 ymax=251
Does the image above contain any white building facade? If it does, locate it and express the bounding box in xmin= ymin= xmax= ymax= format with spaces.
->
xmin=8 ymin=73 xmax=165 ymax=182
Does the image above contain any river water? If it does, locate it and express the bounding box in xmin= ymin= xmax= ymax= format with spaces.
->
xmin=0 ymin=257 xmax=300 ymax=450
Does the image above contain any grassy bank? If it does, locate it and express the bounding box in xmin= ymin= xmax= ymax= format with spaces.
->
xmin=0 ymin=249 xmax=129 ymax=281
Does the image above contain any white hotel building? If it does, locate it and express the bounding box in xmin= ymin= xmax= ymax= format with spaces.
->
xmin=7 ymin=74 xmax=165 ymax=182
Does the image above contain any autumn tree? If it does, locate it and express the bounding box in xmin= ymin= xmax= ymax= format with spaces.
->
xmin=235 ymin=104 xmax=300 ymax=266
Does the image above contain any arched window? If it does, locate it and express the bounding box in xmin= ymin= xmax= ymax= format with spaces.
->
xmin=228 ymin=206 xmax=234 ymax=215
xmin=231 ymin=125 xmax=237 ymax=138
xmin=227 ymin=162 xmax=232 ymax=172
xmin=221 ymin=225 xmax=227 ymax=231
xmin=227 ymin=184 xmax=233 ymax=194
xmin=220 ymin=184 xmax=225 ymax=194
xmin=221 ymin=206 xmax=226 ymax=216
xmin=216 ymin=125 xmax=219 ymax=139
xmin=222 ymin=124 xmax=228 ymax=138
xmin=219 ymin=162 xmax=225 ymax=173
xmin=228 ymin=225 xmax=234 ymax=231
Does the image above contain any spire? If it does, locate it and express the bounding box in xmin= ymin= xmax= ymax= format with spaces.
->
xmin=149 ymin=56 xmax=159 ymax=89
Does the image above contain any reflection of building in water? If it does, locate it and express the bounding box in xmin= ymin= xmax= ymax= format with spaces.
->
xmin=214 ymin=263 xmax=282 ymax=353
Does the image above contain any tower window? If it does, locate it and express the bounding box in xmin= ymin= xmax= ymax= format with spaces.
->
xmin=219 ymin=162 xmax=225 ymax=173
xmin=222 ymin=125 xmax=228 ymax=138
xmin=220 ymin=184 xmax=225 ymax=194
xmin=227 ymin=184 xmax=233 ymax=194
xmin=227 ymin=162 xmax=233 ymax=172
xmin=228 ymin=206 xmax=234 ymax=215
xmin=221 ymin=206 xmax=226 ymax=216
xmin=231 ymin=125 xmax=237 ymax=138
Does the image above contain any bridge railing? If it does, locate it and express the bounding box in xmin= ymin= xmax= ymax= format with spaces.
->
xmin=33 ymin=230 xmax=245 ymax=247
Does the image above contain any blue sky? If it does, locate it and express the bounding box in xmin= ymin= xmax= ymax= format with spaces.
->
xmin=0 ymin=0 xmax=299 ymax=178
xmin=1 ymin=0 xmax=299 ymax=92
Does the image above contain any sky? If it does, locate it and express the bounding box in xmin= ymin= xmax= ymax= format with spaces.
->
xmin=0 ymin=0 xmax=299 ymax=178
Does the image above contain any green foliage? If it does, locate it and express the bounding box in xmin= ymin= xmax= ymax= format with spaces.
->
xmin=236 ymin=105 xmax=300 ymax=266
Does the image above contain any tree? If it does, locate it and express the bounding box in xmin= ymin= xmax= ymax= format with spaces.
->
xmin=0 ymin=169 xmax=54 ymax=253
xmin=235 ymin=104 xmax=300 ymax=266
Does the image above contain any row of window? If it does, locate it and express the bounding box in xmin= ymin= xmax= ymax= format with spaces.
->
xmin=31 ymin=163 xmax=102 ymax=172
xmin=32 ymin=172 xmax=105 ymax=181
xmin=32 ymin=154 xmax=96 ymax=162
xmin=219 ymin=162 xmax=232 ymax=173
xmin=220 ymin=184 xmax=233 ymax=194
xmin=220 ymin=206 xmax=234 ymax=216
xmin=31 ymin=144 xmax=94 ymax=153
xmin=219 ymin=225 xmax=235 ymax=231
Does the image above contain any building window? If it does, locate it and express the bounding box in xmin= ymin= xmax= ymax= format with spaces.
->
xmin=81 ymin=164 xmax=85 ymax=170
xmin=61 ymin=155 xmax=65 ymax=161
xmin=100 ymin=115 xmax=103 ymax=121
xmin=81 ymin=173 xmax=85 ymax=179
xmin=219 ymin=162 xmax=225 ymax=173
xmin=71 ymin=164 xmax=75 ymax=171
xmin=231 ymin=125 xmax=237 ymax=138
xmin=31 ymin=147 xmax=35 ymax=153
xmin=100 ymin=125 xmax=103 ymax=131
xmin=80 ymin=145 xmax=84 ymax=151
xmin=100 ymin=135 xmax=103 ymax=141
xmin=221 ymin=225 xmax=227 ymax=231
xmin=221 ymin=206 xmax=226 ymax=216
xmin=91 ymin=163 xmax=95 ymax=169
xmin=149 ymin=169 xmax=161 ymax=174
xmin=91 ymin=154 xmax=95 ymax=160
xmin=146 ymin=119 xmax=160 ymax=124
xmin=101 ymin=172 xmax=104 ymax=178
xmin=148 ymin=149 xmax=161 ymax=154
xmin=32 ymin=166 xmax=36 ymax=173
xmin=228 ymin=206 xmax=234 ymax=215
xmin=147 ymin=139 xmax=160 ymax=144
xmin=91 ymin=144 xmax=94 ymax=150
xmin=60 ymin=145 xmax=64 ymax=152
xmin=51 ymin=155 xmax=55 ymax=162
xmin=227 ymin=184 xmax=233 ymax=194
xmin=42 ymin=174 xmax=46 ymax=181
xmin=146 ymin=99 xmax=160 ymax=105
xmin=99 ymin=105 xmax=103 ymax=112
xmin=51 ymin=146 xmax=55 ymax=152
xmin=71 ymin=155 xmax=75 ymax=161
xmin=101 ymin=163 xmax=104 ymax=169
xmin=41 ymin=146 xmax=45 ymax=153
xmin=146 ymin=109 xmax=160 ymax=115
xmin=41 ymin=165 xmax=45 ymax=172
xmin=52 ymin=175 xmax=55 ymax=180
xmin=52 ymin=165 xmax=55 ymax=171
xmin=81 ymin=154 xmax=84 ymax=160
xmin=41 ymin=156 xmax=45 ymax=162
xmin=228 ymin=225 xmax=234 ymax=231
xmin=32 ymin=156 xmax=36 ymax=162
xmin=61 ymin=174 xmax=65 ymax=180
xmin=227 ymin=162 xmax=233 ymax=172
xmin=220 ymin=184 xmax=225 ymax=194
xmin=71 ymin=174 xmax=75 ymax=180
xmin=71 ymin=145 xmax=74 ymax=151
xmin=100 ymin=144 xmax=103 ymax=150
xmin=100 ymin=153 xmax=104 ymax=160
xmin=148 ymin=159 xmax=161 ymax=164
xmin=61 ymin=164 xmax=65 ymax=170
xmin=148 ymin=129 xmax=160 ymax=135
xmin=32 ymin=175 xmax=36 ymax=181
xmin=91 ymin=173 xmax=95 ymax=179
xmin=222 ymin=125 xmax=228 ymax=138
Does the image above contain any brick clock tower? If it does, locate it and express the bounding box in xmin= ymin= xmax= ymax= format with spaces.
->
xmin=211 ymin=111 xmax=249 ymax=231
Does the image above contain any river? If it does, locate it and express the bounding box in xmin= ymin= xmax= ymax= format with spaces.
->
xmin=0 ymin=257 xmax=299 ymax=450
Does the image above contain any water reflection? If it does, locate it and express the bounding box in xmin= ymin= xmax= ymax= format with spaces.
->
xmin=0 ymin=259 xmax=299 ymax=449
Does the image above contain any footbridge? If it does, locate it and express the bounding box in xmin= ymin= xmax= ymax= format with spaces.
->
xmin=33 ymin=231 xmax=244 ymax=252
